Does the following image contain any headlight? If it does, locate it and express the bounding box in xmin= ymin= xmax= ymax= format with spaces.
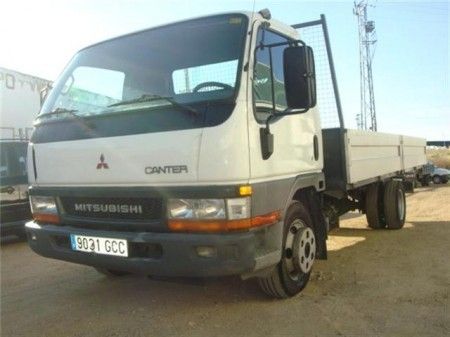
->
xmin=167 ymin=192 xmax=279 ymax=233
xmin=30 ymin=196 xmax=57 ymax=214
xmin=168 ymin=199 xmax=226 ymax=219
xmin=167 ymin=198 xmax=251 ymax=220
xmin=30 ymin=196 xmax=60 ymax=223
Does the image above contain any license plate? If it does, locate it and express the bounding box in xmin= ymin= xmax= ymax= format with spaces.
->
xmin=70 ymin=234 xmax=128 ymax=257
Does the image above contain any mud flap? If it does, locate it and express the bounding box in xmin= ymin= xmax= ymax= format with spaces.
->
xmin=305 ymin=189 xmax=328 ymax=260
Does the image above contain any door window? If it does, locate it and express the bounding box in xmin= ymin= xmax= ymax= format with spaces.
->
xmin=253 ymin=29 xmax=290 ymax=122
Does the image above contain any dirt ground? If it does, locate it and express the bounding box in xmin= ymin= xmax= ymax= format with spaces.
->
xmin=1 ymin=185 xmax=449 ymax=337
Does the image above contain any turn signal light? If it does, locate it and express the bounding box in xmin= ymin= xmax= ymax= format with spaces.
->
xmin=238 ymin=185 xmax=252 ymax=196
xmin=168 ymin=210 xmax=280 ymax=233
xmin=32 ymin=213 xmax=60 ymax=224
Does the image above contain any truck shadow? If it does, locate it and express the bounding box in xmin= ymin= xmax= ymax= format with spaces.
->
xmin=339 ymin=212 xmax=364 ymax=220
xmin=411 ymin=186 xmax=440 ymax=193
xmin=332 ymin=221 xmax=449 ymax=236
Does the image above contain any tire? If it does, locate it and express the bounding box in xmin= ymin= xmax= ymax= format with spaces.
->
xmin=432 ymin=175 xmax=442 ymax=184
xmin=365 ymin=183 xmax=386 ymax=229
xmin=383 ymin=180 xmax=406 ymax=230
xmin=420 ymin=178 xmax=430 ymax=187
xmin=94 ymin=267 xmax=129 ymax=277
xmin=421 ymin=176 xmax=430 ymax=187
xmin=258 ymin=201 xmax=315 ymax=299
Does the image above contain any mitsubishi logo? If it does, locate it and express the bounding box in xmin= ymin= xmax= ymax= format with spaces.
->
xmin=96 ymin=154 xmax=109 ymax=169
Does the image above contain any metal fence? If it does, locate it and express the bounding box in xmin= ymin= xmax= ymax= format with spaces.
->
xmin=293 ymin=15 xmax=344 ymax=129
xmin=0 ymin=127 xmax=32 ymax=141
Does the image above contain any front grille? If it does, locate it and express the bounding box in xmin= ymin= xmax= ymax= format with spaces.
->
xmin=60 ymin=197 xmax=163 ymax=221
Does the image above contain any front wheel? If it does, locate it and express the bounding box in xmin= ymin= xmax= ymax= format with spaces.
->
xmin=257 ymin=201 xmax=316 ymax=298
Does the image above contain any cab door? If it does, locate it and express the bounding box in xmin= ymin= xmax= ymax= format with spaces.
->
xmin=247 ymin=27 xmax=323 ymax=182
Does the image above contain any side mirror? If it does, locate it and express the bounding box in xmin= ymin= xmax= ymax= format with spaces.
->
xmin=283 ymin=45 xmax=316 ymax=109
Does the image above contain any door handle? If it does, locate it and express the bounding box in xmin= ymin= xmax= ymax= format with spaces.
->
xmin=313 ymin=135 xmax=319 ymax=161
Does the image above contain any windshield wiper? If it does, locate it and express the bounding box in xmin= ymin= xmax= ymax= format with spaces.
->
xmin=108 ymin=94 xmax=200 ymax=116
xmin=36 ymin=108 xmax=95 ymax=129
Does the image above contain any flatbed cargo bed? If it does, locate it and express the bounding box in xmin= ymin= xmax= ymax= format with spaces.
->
xmin=323 ymin=128 xmax=427 ymax=192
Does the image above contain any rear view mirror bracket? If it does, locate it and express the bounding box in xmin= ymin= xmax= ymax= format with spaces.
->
xmin=260 ymin=107 xmax=309 ymax=160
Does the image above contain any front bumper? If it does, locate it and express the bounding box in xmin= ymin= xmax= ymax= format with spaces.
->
xmin=1 ymin=201 xmax=31 ymax=236
xmin=25 ymin=221 xmax=282 ymax=277
xmin=1 ymin=220 xmax=27 ymax=236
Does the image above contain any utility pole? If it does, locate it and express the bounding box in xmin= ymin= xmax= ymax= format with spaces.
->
xmin=354 ymin=1 xmax=377 ymax=131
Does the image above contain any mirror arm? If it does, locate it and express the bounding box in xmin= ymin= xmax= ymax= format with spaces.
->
xmin=261 ymin=107 xmax=309 ymax=160
xmin=264 ymin=114 xmax=275 ymax=133
xmin=264 ymin=107 xmax=310 ymax=132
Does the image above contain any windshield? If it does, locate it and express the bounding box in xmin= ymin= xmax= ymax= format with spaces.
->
xmin=0 ymin=142 xmax=27 ymax=180
xmin=39 ymin=14 xmax=248 ymax=122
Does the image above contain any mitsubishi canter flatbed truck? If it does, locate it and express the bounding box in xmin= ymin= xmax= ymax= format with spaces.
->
xmin=25 ymin=10 xmax=426 ymax=298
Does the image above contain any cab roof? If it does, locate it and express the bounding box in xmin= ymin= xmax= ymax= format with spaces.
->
xmin=80 ymin=10 xmax=299 ymax=52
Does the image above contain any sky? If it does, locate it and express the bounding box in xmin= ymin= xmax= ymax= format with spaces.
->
xmin=0 ymin=0 xmax=448 ymax=140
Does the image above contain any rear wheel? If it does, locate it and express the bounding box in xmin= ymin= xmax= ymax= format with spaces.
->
xmin=94 ymin=267 xmax=129 ymax=277
xmin=258 ymin=201 xmax=316 ymax=299
xmin=432 ymin=175 xmax=442 ymax=184
xmin=365 ymin=183 xmax=386 ymax=229
xmin=383 ymin=180 xmax=406 ymax=229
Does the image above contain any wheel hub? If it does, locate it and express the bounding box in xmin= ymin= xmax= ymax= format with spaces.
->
xmin=397 ymin=189 xmax=405 ymax=220
xmin=285 ymin=220 xmax=316 ymax=279
xmin=293 ymin=227 xmax=316 ymax=273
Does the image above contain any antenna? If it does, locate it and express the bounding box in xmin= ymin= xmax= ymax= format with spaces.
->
xmin=354 ymin=1 xmax=378 ymax=131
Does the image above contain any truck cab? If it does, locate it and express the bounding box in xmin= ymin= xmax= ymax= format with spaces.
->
xmin=29 ymin=12 xmax=322 ymax=187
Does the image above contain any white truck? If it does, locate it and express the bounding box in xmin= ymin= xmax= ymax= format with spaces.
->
xmin=25 ymin=10 xmax=426 ymax=298
xmin=1 ymin=68 xmax=51 ymax=237
xmin=0 ymin=67 xmax=51 ymax=139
